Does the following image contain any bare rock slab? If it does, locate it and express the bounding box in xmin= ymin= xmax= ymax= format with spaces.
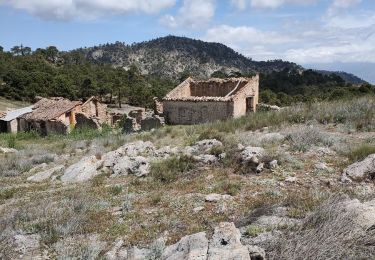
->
xmin=27 ymin=165 xmax=64 ymax=182
xmin=0 ymin=147 xmax=18 ymax=154
xmin=61 ymin=155 xmax=103 ymax=183
xmin=342 ymin=154 xmax=375 ymax=181
xmin=162 ymin=232 xmax=208 ymax=260
xmin=208 ymin=222 xmax=250 ymax=260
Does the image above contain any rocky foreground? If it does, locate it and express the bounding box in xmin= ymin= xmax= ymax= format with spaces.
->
xmin=1 ymin=117 xmax=375 ymax=259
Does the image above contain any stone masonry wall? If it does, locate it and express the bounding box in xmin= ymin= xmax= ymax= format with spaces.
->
xmin=190 ymin=81 xmax=246 ymax=97
xmin=232 ymin=75 xmax=259 ymax=117
xmin=163 ymin=100 xmax=234 ymax=125
xmin=81 ymin=100 xmax=108 ymax=124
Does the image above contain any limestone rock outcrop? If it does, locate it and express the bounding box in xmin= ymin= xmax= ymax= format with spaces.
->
xmin=61 ymin=155 xmax=103 ymax=183
xmin=341 ymin=154 xmax=375 ymax=182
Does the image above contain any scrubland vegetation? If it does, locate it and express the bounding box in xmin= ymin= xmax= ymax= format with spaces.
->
xmin=0 ymin=96 xmax=374 ymax=259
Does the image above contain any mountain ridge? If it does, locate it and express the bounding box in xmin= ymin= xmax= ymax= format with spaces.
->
xmin=76 ymin=35 xmax=365 ymax=84
xmin=76 ymin=35 xmax=302 ymax=79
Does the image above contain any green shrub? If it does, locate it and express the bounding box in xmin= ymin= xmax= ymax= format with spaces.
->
xmin=214 ymin=179 xmax=242 ymax=196
xmin=245 ymin=225 xmax=264 ymax=237
xmin=150 ymin=155 xmax=195 ymax=183
xmin=109 ymin=185 xmax=123 ymax=196
xmin=91 ymin=172 xmax=108 ymax=187
xmin=209 ymin=145 xmax=225 ymax=156
xmin=197 ymin=128 xmax=225 ymax=141
xmin=0 ymin=188 xmax=17 ymax=201
xmin=6 ymin=134 xmax=17 ymax=148
xmin=346 ymin=144 xmax=375 ymax=163
xmin=285 ymin=127 xmax=334 ymax=152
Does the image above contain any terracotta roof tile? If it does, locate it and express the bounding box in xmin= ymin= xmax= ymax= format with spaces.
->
xmin=22 ymin=97 xmax=81 ymax=121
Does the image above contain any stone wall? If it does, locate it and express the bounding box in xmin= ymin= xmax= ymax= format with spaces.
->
xmin=75 ymin=113 xmax=101 ymax=130
xmin=190 ymin=81 xmax=246 ymax=97
xmin=7 ymin=120 xmax=18 ymax=133
xmin=46 ymin=120 xmax=69 ymax=135
xmin=164 ymin=78 xmax=192 ymax=99
xmin=81 ymin=100 xmax=108 ymax=124
xmin=163 ymin=100 xmax=234 ymax=125
xmin=232 ymin=75 xmax=259 ymax=116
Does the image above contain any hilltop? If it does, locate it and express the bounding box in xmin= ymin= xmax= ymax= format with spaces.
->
xmin=77 ymin=36 xmax=365 ymax=84
xmin=78 ymin=36 xmax=302 ymax=79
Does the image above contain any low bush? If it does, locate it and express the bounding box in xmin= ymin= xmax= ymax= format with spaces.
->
xmin=286 ymin=127 xmax=334 ymax=152
xmin=150 ymin=155 xmax=195 ymax=183
xmin=245 ymin=225 xmax=264 ymax=237
xmin=108 ymin=185 xmax=123 ymax=196
xmin=346 ymin=144 xmax=375 ymax=163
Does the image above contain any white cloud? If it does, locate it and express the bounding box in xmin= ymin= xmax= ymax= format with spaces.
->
xmin=204 ymin=25 xmax=296 ymax=45
xmin=202 ymin=9 xmax=375 ymax=64
xmin=160 ymin=0 xmax=215 ymax=28
xmin=285 ymin=39 xmax=375 ymax=63
xmin=230 ymin=0 xmax=247 ymax=10
xmin=1 ymin=0 xmax=176 ymax=20
xmin=230 ymin=0 xmax=318 ymax=10
xmin=327 ymin=0 xmax=361 ymax=16
xmin=326 ymin=13 xmax=375 ymax=29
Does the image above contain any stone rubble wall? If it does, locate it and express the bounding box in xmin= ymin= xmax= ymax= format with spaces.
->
xmin=163 ymin=100 xmax=234 ymax=125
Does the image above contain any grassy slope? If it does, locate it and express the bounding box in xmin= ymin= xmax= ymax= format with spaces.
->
xmin=0 ymin=97 xmax=30 ymax=111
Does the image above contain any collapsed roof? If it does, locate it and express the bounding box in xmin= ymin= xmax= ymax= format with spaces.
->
xmin=163 ymin=77 xmax=256 ymax=101
xmin=0 ymin=106 xmax=34 ymax=122
xmin=22 ymin=97 xmax=82 ymax=121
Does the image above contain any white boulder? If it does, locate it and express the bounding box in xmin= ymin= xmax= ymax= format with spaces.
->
xmin=61 ymin=155 xmax=103 ymax=183
xmin=208 ymin=222 xmax=250 ymax=260
xmin=342 ymin=154 xmax=375 ymax=181
xmin=162 ymin=232 xmax=208 ymax=260
xmin=112 ymin=156 xmax=150 ymax=177
xmin=241 ymin=147 xmax=265 ymax=163
xmin=0 ymin=147 xmax=17 ymax=154
xmin=27 ymin=165 xmax=64 ymax=182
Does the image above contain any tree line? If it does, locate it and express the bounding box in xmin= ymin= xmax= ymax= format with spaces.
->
xmin=0 ymin=45 xmax=175 ymax=108
xmin=211 ymin=68 xmax=375 ymax=106
xmin=0 ymin=44 xmax=374 ymax=108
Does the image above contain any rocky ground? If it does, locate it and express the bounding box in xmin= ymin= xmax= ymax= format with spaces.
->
xmin=0 ymin=98 xmax=375 ymax=259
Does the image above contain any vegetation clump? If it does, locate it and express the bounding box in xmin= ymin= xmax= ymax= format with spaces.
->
xmin=150 ymin=155 xmax=195 ymax=183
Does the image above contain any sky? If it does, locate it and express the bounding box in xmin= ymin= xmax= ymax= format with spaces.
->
xmin=0 ymin=0 xmax=374 ymax=83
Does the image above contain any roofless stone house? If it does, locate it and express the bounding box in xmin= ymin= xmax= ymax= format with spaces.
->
xmin=161 ymin=75 xmax=259 ymax=125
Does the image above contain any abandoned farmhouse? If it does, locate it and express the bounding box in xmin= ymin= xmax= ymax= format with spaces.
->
xmin=161 ymin=75 xmax=259 ymax=125
xmin=0 ymin=76 xmax=260 ymax=134
xmin=0 ymin=97 xmax=108 ymax=135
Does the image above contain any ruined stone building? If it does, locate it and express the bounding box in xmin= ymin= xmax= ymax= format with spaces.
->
xmin=0 ymin=106 xmax=33 ymax=133
xmin=80 ymin=96 xmax=109 ymax=125
xmin=19 ymin=98 xmax=82 ymax=135
xmin=161 ymin=75 xmax=259 ymax=125
xmin=75 ymin=96 xmax=110 ymax=129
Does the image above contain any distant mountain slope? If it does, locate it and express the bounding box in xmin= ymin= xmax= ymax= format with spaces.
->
xmin=315 ymin=70 xmax=366 ymax=84
xmin=77 ymin=36 xmax=302 ymax=79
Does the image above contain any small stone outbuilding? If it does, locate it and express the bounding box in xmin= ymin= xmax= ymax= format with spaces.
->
xmin=162 ymin=75 xmax=259 ymax=125
xmin=0 ymin=106 xmax=33 ymax=133
xmin=81 ymin=96 xmax=109 ymax=125
xmin=19 ymin=97 xmax=82 ymax=135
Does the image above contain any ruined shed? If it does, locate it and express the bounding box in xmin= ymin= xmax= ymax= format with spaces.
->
xmin=0 ymin=106 xmax=33 ymax=133
xmin=19 ymin=98 xmax=82 ymax=135
xmin=81 ymin=96 xmax=109 ymax=125
xmin=162 ymin=75 xmax=259 ymax=125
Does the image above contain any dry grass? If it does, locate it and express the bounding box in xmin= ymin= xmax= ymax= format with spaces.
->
xmin=0 ymin=97 xmax=30 ymax=111
xmin=269 ymin=195 xmax=375 ymax=260
xmin=0 ymin=96 xmax=374 ymax=257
